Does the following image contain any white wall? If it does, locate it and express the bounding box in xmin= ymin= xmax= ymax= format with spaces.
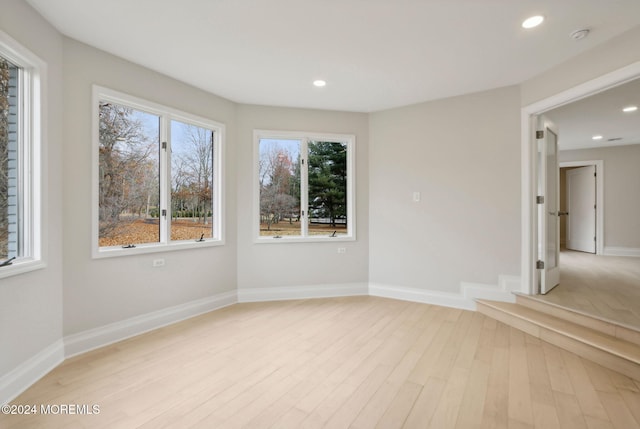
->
xmin=62 ymin=39 xmax=238 ymax=335
xmin=2 ymin=0 xmax=640 ymax=405
xmin=521 ymin=26 xmax=640 ymax=107
xmin=0 ymin=0 xmax=64 ymax=387
xmin=369 ymin=86 xmax=521 ymax=293
xmin=235 ymin=105 xmax=369 ymax=296
xmin=560 ymin=145 xmax=640 ymax=251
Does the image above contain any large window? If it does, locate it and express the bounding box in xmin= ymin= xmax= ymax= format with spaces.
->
xmin=254 ymin=130 xmax=355 ymax=242
xmin=0 ymin=32 xmax=44 ymax=278
xmin=93 ymin=86 xmax=224 ymax=257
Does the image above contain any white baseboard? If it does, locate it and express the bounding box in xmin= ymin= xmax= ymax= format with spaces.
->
xmin=2 ymin=275 xmax=521 ymax=406
xmin=1 ymin=339 xmax=65 ymax=406
xmin=603 ymin=246 xmax=640 ymax=257
xmin=369 ymin=283 xmax=473 ymax=310
xmin=238 ymin=282 xmax=369 ymax=303
xmin=64 ymin=290 xmax=237 ymax=358
xmin=369 ymin=275 xmax=521 ymax=312
xmin=462 ymin=275 xmax=521 ymax=303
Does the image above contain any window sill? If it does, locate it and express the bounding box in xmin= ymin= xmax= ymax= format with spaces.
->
xmin=93 ymin=239 xmax=225 ymax=259
xmin=254 ymin=235 xmax=355 ymax=244
xmin=0 ymin=259 xmax=47 ymax=280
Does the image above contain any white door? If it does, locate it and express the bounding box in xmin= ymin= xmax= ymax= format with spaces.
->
xmin=566 ymin=165 xmax=597 ymax=253
xmin=537 ymin=117 xmax=560 ymax=294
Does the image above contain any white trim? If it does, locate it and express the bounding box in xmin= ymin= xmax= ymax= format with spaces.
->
xmin=521 ymin=61 xmax=640 ymax=295
xmin=252 ymin=129 xmax=356 ymax=243
xmin=1 ymin=277 xmax=526 ymax=405
xmin=560 ymin=160 xmax=604 ymax=255
xmin=0 ymin=340 xmax=64 ymax=406
xmin=462 ymin=275 xmax=520 ymax=303
xmin=369 ymin=275 xmax=520 ymax=312
xmin=0 ymin=29 xmax=46 ymax=279
xmin=91 ymin=85 xmax=226 ymax=259
xmin=64 ymin=291 xmax=237 ymax=358
xmin=238 ymin=282 xmax=368 ymax=302
xmin=369 ymin=283 xmax=474 ymax=310
xmin=603 ymin=247 xmax=640 ymax=257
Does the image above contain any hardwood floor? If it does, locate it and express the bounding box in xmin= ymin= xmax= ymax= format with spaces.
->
xmin=2 ymin=296 xmax=640 ymax=428
xmin=536 ymin=250 xmax=640 ymax=329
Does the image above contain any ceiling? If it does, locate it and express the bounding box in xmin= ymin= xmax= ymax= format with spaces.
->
xmin=25 ymin=0 xmax=640 ymax=113
xmin=545 ymin=77 xmax=640 ymax=151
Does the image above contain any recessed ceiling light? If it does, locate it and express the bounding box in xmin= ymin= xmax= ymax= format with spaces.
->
xmin=623 ymin=105 xmax=638 ymax=112
xmin=592 ymin=135 xmax=603 ymax=140
xmin=522 ymin=15 xmax=544 ymax=29
xmin=313 ymin=80 xmax=326 ymax=87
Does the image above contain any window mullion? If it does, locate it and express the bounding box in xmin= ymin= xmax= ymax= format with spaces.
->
xmin=159 ymin=115 xmax=170 ymax=244
xmin=301 ymin=138 xmax=309 ymax=238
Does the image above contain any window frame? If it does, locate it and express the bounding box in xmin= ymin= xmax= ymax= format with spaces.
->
xmin=92 ymin=85 xmax=225 ymax=258
xmin=253 ymin=129 xmax=356 ymax=243
xmin=0 ymin=30 xmax=45 ymax=279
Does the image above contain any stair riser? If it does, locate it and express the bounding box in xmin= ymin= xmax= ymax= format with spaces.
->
xmin=516 ymin=295 xmax=640 ymax=347
xmin=477 ymin=302 xmax=640 ymax=381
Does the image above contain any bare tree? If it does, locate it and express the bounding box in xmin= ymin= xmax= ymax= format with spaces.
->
xmin=0 ymin=57 xmax=11 ymax=258
xmin=171 ymin=124 xmax=214 ymax=226
xmin=98 ymin=102 xmax=158 ymax=238
xmin=259 ymin=144 xmax=300 ymax=230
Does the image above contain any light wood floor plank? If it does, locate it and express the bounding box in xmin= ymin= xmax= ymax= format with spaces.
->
xmin=508 ymin=328 xmax=534 ymax=426
xmin=560 ymin=350 xmax=609 ymax=421
xmin=537 ymin=250 xmax=640 ymax=329
xmin=374 ymin=381 xmax=421 ymax=429
xmin=598 ymin=390 xmax=640 ymax=429
xmin=402 ymin=376 xmax=446 ymax=428
xmin=553 ymin=391 xmax=588 ymax=429
xmin=2 ymin=296 xmax=640 ymax=428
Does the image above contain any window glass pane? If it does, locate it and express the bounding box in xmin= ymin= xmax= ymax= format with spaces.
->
xmin=258 ymin=138 xmax=301 ymax=237
xmin=0 ymin=55 xmax=18 ymax=260
xmin=98 ymin=102 xmax=160 ymax=247
xmin=170 ymin=120 xmax=214 ymax=241
xmin=308 ymin=141 xmax=348 ymax=236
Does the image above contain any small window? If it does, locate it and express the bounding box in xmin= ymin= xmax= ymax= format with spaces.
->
xmin=255 ymin=130 xmax=355 ymax=242
xmin=93 ymin=86 xmax=224 ymax=257
xmin=0 ymin=31 xmax=44 ymax=278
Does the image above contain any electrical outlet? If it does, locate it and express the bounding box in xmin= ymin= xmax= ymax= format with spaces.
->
xmin=152 ymin=259 xmax=165 ymax=267
xmin=412 ymin=191 xmax=421 ymax=202
xmin=337 ymin=247 xmax=346 ymax=254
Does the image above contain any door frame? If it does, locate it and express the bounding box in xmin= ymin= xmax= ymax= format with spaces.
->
xmin=560 ymin=160 xmax=604 ymax=255
xmin=520 ymin=60 xmax=640 ymax=295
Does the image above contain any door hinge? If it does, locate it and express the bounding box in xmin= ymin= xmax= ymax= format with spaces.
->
xmin=161 ymin=209 xmax=167 ymax=217
xmin=536 ymin=130 xmax=544 ymax=139
xmin=536 ymin=260 xmax=544 ymax=269
xmin=162 ymin=141 xmax=167 ymax=150
xmin=536 ymin=195 xmax=544 ymax=204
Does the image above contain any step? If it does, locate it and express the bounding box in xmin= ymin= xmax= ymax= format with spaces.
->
xmin=514 ymin=292 xmax=640 ymax=347
xmin=476 ymin=299 xmax=640 ymax=381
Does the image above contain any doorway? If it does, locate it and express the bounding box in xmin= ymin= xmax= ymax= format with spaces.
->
xmin=521 ymin=61 xmax=640 ymax=296
xmin=559 ymin=160 xmax=604 ymax=255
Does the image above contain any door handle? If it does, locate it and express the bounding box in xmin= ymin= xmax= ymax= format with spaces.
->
xmin=558 ymin=211 xmax=569 ymax=216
